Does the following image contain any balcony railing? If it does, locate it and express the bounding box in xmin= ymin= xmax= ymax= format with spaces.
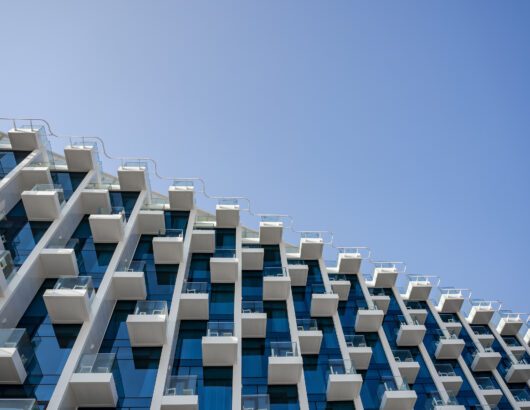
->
xmin=158 ymin=228 xmax=183 ymax=238
xmin=263 ymin=267 xmax=288 ymax=277
xmin=329 ymin=359 xmax=356 ymax=375
xmin=471 ymin=325 xmax=492 ymax=336
xmin=75 ymin=353 xmax=115 ymax=373
xmin=270 ymin=341 xmax=298 ymax=357
xmin=377 ymin=376 xmax=410 ymax=398
xmin=194 ymin=214 xmax=216 ymax=228
xmin=512 ymin=389 xmax=530 ymax=402
xmin=328 ymin=274 xmax=347 ymax=282
xmin=439 ymin=313 xmax=458 ymax=323
xmin=345 ymin=335 xmax=367 ymax=348
xmin=54 ymin=276 xmax=94 ymax=297
xmin=207 ymin=321 xmax=234 ymax=337
xmin=242 ymin=228 xmax=259 ymax=239
xmin=242 ymin=301 xmax=264 ymax=314
xmin=435 ymin=363 xmax=456 ymax=377
xmin=118 ymin=260 xmax=146 ymax=273
xmin=371 ymin=261 xmax=406 ymax=273
xmin=214 ymin=248 xmax=236 ymax=258
xmin=311 ymin=284 xmax=334 ymax=295
xmin=475 ymin=377 xmax=496 ymax=390
xmin=242 ymin=394 xmax=270 ymax=410
xmin=0 ymin=328 xmax=33 ymax=364
xmin=393 ymin=349 xmax=414 ymax=363
xmin=182 ymin=281 xmax=209 ymax=294
xmin=297 ymin=319 xmax=318 ymax=331
xmin=31 ymin=183 xmax=65 ymax=204
xmin=165 ymin=375 xmax=197 ymax=396
xmin=133 ymin=300 xmax=167 ymax=316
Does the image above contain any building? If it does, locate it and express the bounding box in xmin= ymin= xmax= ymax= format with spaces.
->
xmin=0 ymin=119 xmax=528 ymax=410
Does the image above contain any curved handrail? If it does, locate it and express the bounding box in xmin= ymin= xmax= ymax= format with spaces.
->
xmin=0 ymin=117 xmax=331 ymax=240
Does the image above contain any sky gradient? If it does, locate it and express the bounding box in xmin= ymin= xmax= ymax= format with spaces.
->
xmin=1 ymin=1 xmax=529 ymax=312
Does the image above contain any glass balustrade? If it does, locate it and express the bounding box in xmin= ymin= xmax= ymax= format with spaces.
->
xmin=165 ymin=375 xmax=198 ymax=396
xmin=133 ymin=300 xmax=168 ymax=316
xmin=75 ymin=353 xmax=115 ymax=373
xmin=207 ymin=321 xmax=234 ymax=337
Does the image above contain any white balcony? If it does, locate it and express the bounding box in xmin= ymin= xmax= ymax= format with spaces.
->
xmin=179 ymin=282 xmax=209 ymax=321
xmin=117 ymin=163 xmax=149 ymax=191
xmin=70 ymin=353 xmax=118 ymax=407
xmin=436 ymin=289 xmax=466 ymax=313
xmin=475 ymin=377 xmax=503 ymax=407
xmin=346 ymin=335 xmax=372 ymax=371
xmin=241 ymin=302 xmax=267 ymax=338
xmin=393 ymin=350 xmax=420 ymax=384
xmin=470 ymin=350 xmax=501 ymax=372
xmin=299 ymin=233 xmax=324 ymax=260
xmin=215 ymin=200 xmax=239 ymax=228
xmin=20 ymin=166 xmax=52 ymax=191
xmin=40 ymin=246 xmax=79 ymax=277
xmin=138 ymin=210 xmax=165 ymax=235
xmin=505 ymin=358 xmax=530 ymax=383
xmin=268 ymin=342 xmax=303 ymax=385
xmin=371 ymin=295 xmax=391 ymax=314
xmin=0 ymin=329 xmax=32 ymax=384
xmin=126 ymin=301 xmax=168 ymax=347
xmin=190 ymin=229 xmax=215 ymax=253
xmin=287 ymin=264 xmax=308 ymax=287
xmin=310 ymin=286 xmax=339 ymax=317
xmin=401 ymin=276 xmax=435 ymax=301
xmin=153 ymin=229 xmax=184 ymax=264
xmin=89 ymin=208 xmax=126 ymax=243
xmin=241 ymin=247 xmax=264 ymax=271
xmin=7 ymin=127 xmax=41 ymax=151
xmin=169 ymin=182 xmax=195 ymax=211
xmin=210 ymin=253 xmax=238 ymax=283
xmin=434 ymin=335 xmax=465 ymax=360
xmin=436 ymin=365 xmax=462 ymax=394
xmin=440 ymin=316 xmax=462 ymax=337
xmin=297 ymin=319 xmax=323 ymax=355
xmin=525 ymin=329 xmax=530 ymax=347
xmin=162 ymin=375 xmax=198 ymax=410
xmin=405 ymin=306 xmax=428 ymax=325
xmin=259 ymin=218 xmax=283 ymax=245
xmin=326 ymin=359 xmax=363 ymax=401
xmin=466 ymin=305 xmax=494 ymax=326
xmin=366 ymin=262 xmax=405 ymax=288
xmin=21 ymin=184 xmax=64 ymax=221
xmin=329 ymin=275 xmax=351 ymax=301
xmin=396 ymin=317 xmax=426 ymax=347
xmin=336 ymin=247 xmax=368 ymax=274
xmin=470 ymin=326 xmax=494 ymax=348
xmin=81 ymin=189 xmax=111 ymax=215
xmin=496 ymin=313 xmax=524 ymax=336
xmin=263 ymin=267 xmax=291 ymax=301
xmin=43 ymin=276 xmax=94 ymax=324
xmin=64 ymin=144 xmax=98 ymax=172
xmin=113 ymin=264 xmax=147 ymax=301
xmin=202 ymin=322 xmax=238 ymax=366
xmin=355 ymin=306 xmax=385 ymax=332
xmin=379 ymin=378 xmax=417 ymax=410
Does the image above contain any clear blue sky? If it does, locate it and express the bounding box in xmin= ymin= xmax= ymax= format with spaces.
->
xmin=1 ymin=1 xmax=529 ymax=311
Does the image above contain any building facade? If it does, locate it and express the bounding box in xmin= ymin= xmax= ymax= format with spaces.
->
xmin=0 ymin=120 xmax=528 ymax=410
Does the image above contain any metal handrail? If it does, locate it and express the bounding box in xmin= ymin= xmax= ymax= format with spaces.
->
xmin=1 ymin=117 xmax=336 ymax=246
